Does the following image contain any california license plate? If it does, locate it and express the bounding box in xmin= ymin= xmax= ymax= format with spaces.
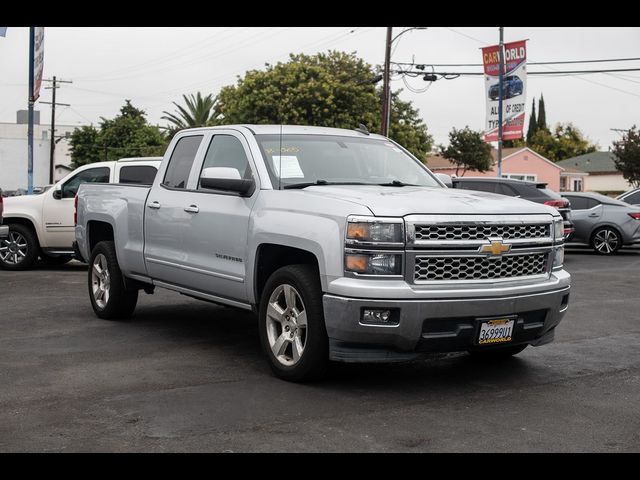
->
xmin=477 ymin=318 xmax=515 ymax=345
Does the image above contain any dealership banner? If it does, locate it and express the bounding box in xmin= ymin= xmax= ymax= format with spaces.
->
xmin=482 ymin=40 xmax=527 ymax=142
xmin=32 ymin=27 xmax=45 ymax=101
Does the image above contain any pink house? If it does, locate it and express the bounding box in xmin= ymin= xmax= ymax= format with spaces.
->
xmin=425 ymin=147 xmax=587 ymax=192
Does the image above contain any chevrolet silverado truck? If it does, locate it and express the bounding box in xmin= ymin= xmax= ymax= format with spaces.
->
xmin=75 ymin=125 xmax=570 ymax=382
xmin=1 ymin=157 xmax=161 ymax=270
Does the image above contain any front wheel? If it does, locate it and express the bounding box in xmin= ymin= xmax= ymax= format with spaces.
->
xmin=591 ymin=227 xmax=622 ymax=255
xmin=0 ymin=224 xmax=39 ymax=271
xmin=258 ymin=264 xmax=329 ymax=382
xmin=88 ymin=241 xmax=138 ymax=320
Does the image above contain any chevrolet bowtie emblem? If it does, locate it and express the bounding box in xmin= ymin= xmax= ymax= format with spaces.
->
xmin=479 ymin=238 xmax=512 ymax=256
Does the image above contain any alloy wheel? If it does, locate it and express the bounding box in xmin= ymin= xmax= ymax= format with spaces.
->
xmin=265 ymin=284 xmax=308 ymax=367
xmin=593 ymin=229 xmax=619 ymax=254
xmin=0 ymin=231 xmax=28 ymax=265
xmin=91 ymin=253 xmax=111 ymax=308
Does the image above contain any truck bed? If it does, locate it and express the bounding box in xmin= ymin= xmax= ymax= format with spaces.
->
xmin=75 ymin=183 xmax=151 ymax=279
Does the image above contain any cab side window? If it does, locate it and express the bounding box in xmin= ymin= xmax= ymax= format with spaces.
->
xmin=458 ymin=181 xmax=496 ymax=193
xmin=62 ymin=167 xmax=110 ymax=198
xmin=198 ymin=135 xmax=252 ymax=190
xmin=119 ymin=165 xmax=158 ymax=185
xmin=162 ymin=135 xmax=203 ymax=189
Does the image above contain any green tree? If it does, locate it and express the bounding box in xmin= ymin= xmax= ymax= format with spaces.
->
xmin=537 ymin=94 xmax=548 ymax=132
xmin=216 ymin=50 xmax=433 ymax=158
xmin=527 ymin=122 xmax=598 ymax=161
xmin=526 ymin=98 xmax=537 ymax=143
xmin=161 ymin=92 xmax=220 ymax=136
xmin=612 ymin=125 xmax=640 ymax=188
xmin=69 ymin=100 xmax=166 ymax=168
xmin=440 ymin=126 xmax=493 ymax=176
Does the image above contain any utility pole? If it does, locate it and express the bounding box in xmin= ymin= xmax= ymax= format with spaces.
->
xmin=41 ymin=76 xmax=72 ymax=184
xmin=27 ymin=28 xmax=35 ymax=195
xmin=497 ymin=26 xmax=505 ymax=178
xmin=381 ymin=27 xmax=392 ymax=137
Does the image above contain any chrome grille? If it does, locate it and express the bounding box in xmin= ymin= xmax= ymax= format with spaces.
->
xmin=414 ymin=253 xmax=548 ymax=282
xmin=415 ymin=224 xmax=550 ymax=241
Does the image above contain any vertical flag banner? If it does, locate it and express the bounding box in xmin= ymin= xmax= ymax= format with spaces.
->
xmin=482 ymin=40 xmax=527 ymax=142
xmin=32 ymin=27 xmax=45 ymax=101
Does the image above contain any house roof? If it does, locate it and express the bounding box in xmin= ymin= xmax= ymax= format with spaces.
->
xmin=425 ymin=147 xmax=565 ymax=171
xmin=560 ymin=166 xmax=589 ymax=176
xmin=556 ymin=151 xmax=619 ymax=174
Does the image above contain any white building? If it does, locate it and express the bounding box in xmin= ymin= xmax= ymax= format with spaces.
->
xmin=0 ymin=110 xmax=81 ymax=191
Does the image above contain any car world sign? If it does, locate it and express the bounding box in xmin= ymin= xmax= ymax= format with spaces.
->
xmin=482 ymin=40 xmax=527 ymax=142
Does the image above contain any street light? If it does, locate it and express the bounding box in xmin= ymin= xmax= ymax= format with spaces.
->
xmin=381 ymin=27 xmax=427 ymax=137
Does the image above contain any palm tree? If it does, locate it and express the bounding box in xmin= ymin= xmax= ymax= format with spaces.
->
xmin=161 ymin=92 xmax=220 ymax=134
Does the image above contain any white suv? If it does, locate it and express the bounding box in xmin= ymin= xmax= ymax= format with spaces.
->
xmin=0 ymin=157 xmax=161 ymax=270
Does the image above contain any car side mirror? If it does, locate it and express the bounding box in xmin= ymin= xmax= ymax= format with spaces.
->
xmin=53 ymin=188 xmax=63 ymax=200
xmin=435 ymin=173 xmax=453 ymax=188
xmin=199 ymin=167 xmax=255 ymax=196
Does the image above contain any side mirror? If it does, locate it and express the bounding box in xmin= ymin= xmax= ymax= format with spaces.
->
xmin=53 ymin=188 xmax=63 ymax=200
xmin=199 ymin=167 xmax=255 ymax=196
xmin=435 ymin=173 xmax=453 ymax=188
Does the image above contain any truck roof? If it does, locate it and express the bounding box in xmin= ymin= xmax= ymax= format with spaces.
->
xmin=116 ymin=157 xmax=163 ymax=163
xmin=177 ymin=124 xmax=388 ymax=140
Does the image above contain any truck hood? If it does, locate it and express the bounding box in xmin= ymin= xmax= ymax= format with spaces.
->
xmin=300 ymin=185 xmax=558 ymax=217
xmin=2 ymin=193 xmax=45 ymax=215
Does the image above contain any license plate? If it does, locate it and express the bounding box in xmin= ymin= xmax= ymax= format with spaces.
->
xmin=477 ymin=318 xmax=515 ymax=345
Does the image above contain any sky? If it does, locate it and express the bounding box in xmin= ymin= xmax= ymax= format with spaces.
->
xmin=1 ymin=26 xmax=639 ymax=150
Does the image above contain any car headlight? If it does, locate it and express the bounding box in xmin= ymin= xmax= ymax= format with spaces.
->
xmin=346 ymin=216 xmax=404 ymax=246
xmin=345 ymin=251 xmax=403 ymax=276
xmin=553 ymin=217 xmax=564 ymax=242
xmin=553 ymin=246 xmax=564 ymax=270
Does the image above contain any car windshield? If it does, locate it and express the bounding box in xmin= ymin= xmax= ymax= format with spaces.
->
xmin=255 ymin=134 xmax=441 ymax=189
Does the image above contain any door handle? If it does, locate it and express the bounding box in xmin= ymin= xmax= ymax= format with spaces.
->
xmin=184 ymin=205 xmax=199 ymax=214
xmin=588 ymin=213 xmax=599 ymax=217
xmin=147 ymin=201 xmax=161 ymax=209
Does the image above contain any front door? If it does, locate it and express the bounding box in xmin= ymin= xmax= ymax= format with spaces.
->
xmin=41 ymin=165 xmax=111 ymax=248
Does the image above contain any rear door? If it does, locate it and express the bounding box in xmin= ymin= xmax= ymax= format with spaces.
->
xmin=143 ymin=134 xmax=206 ymax=286
xmin=563 ymin=196 xmax=601 ymax=243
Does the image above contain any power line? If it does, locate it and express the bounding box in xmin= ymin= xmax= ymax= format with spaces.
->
xmin=392 ymin=57 xmax=640 ymax=67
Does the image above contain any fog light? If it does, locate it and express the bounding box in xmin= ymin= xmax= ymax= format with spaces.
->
xmin=362 ymin=308 xmax=396 ymax=325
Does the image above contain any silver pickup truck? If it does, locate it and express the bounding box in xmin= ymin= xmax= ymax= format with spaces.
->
xmin=75 ymin=125 xmax=570 ymax=382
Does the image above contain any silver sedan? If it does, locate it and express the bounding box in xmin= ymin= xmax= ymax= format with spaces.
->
xmin=562 ymin=192 xmax=640 ymax=255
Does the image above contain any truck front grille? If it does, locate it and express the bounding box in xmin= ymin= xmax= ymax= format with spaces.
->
xmin=415 ymin=223 xmax=550 ymax=241
xmin=414 ymin=252 xmax=548 ymax=282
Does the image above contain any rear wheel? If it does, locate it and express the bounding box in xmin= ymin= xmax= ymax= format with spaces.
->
xmin=0 ymin=224 xmax=39 ymax=271
xmin=591 ymin=227 xmax=621 ymax=255
xmin=258 ymin=264 xmax=329 ymax=382
xmin=469 ymin=344 xmax=528 ymax=359
xmin=88 ymin=241 xmax=138 ymax=320
xmin=40 ymin=253 xmax=73 ymax=265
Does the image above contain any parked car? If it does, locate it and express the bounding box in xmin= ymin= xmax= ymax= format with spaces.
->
xmin=561 ymin=192 xmax=640 ymax=254
xmin=0 ymin=157 xmax=161 ymax=271
xmin=76 ymin=125 xmax=570 ymax=382
xmin=451 ymin=177 xmax=575 ymax=240
xmin=617 ymin=188 xmax=640 ymax=206
xmin=488 ymin=75 xmax=524 ymax=101
xmin=0 ymin=189 xmax=8 ymax=242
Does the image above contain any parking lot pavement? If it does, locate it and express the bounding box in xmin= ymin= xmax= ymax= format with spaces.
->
xmin=1 ymin=250 xmax=639 ymax=452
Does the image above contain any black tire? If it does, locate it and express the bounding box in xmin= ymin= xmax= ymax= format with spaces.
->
xmin=40 ymin=253 xmax=73 ymax=265
xmin=591 ymin=226 xmax=622 ymax=255
xmin=468 ymin=343 xmax=528 ymax=360
xmin=88 ymin=241 xmax=138 ymax=320
xmin=258 ymin=264 xmax=329 ymax=382
xmin=0 ymin=223 xmax=39 ymax=271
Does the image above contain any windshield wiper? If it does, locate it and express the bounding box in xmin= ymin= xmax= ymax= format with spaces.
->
xmin=283 ymin=180 xmax=373 ymax=189
xmin=377 ymin=180 xmax=418 ymax=187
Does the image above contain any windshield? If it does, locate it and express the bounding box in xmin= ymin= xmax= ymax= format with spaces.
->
xmin=255 ymin=134 xmax=441 ymax=189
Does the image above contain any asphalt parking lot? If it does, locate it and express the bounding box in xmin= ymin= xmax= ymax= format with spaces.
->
xmin=1 ymin=247 xmax=639 ymax=452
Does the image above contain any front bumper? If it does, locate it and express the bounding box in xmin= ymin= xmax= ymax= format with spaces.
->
xmin=0 ymin=225 xmax=8 ymax=239
xmin=323 ymin=273 xmax=570 ymax=362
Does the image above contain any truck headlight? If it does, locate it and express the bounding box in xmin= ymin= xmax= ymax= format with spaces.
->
xmin=553 ymin=217 xmax=564 ymax=242
xmin=345 ymin=252 xmax=403 ymax=276
xmin=553 ymin=246 xmax=564 ymax=270
xmin=346 ymin=217 xmax=404 ymax=245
